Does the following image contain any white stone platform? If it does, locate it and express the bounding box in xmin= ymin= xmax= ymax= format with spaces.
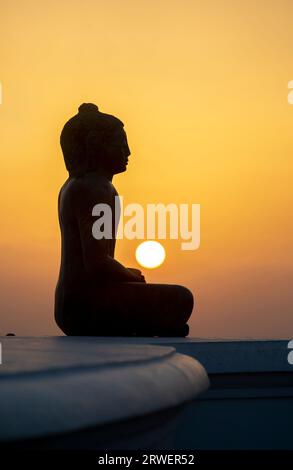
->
xmin=0 ymin=336 xmax=209 ymax=448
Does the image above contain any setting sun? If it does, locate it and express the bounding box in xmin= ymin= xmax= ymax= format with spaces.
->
xmin=135 ymin=241 xmax=166 ymax=269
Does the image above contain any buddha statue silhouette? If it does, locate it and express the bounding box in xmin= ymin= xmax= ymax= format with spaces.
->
xmin=54 ymin=103 xmax=193 ymax=336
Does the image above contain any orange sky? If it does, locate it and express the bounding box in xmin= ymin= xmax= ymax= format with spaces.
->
xmin=0 ymin=0 xmax=293 ymax=338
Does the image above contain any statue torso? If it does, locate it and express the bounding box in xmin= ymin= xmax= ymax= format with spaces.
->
xmin=56 ymin=173 xmax=119 ymax=293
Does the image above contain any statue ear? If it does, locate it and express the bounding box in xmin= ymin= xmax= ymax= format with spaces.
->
xmin=85 ymin=130 xmax=107 ymax=170
xmin=86 ymin=130 xmax=105 ymax=149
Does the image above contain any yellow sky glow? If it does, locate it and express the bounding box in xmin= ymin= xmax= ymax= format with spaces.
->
xmin=0 ymin=0 xmax=293 ymax=337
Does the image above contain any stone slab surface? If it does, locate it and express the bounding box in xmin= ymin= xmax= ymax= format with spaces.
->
xmin=0 ymin=336 xmax=209 ymax=442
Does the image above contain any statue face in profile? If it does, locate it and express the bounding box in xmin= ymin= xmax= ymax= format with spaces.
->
xmin=104 ymin=126 xmax=131 ymax=175
xmin=86 ymin=125 xmax=131 ymax=176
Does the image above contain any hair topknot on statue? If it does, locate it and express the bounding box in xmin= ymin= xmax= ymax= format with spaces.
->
xmin=60 ymin=103 xmax=124 ymax=178
xmin=78 ymin=102 xmax=99 ymax=114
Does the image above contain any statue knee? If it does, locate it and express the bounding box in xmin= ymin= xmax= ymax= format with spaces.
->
xmin=174 ymin=285 xmax=194 ymax=324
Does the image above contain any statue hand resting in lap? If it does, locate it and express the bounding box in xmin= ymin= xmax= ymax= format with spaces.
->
xmin=54 ymin=103 xmax=193 ymax=337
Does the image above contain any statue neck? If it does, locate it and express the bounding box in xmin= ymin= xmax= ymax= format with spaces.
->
xmin=87 ymin=168 xmax=113 ymax=181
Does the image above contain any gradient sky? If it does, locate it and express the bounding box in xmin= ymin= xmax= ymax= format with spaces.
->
xmin=0 ymin=0 xmax=292 ymax=338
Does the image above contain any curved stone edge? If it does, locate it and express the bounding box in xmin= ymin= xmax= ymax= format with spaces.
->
xmin=0 ymin=352 xmax=209 ymax=442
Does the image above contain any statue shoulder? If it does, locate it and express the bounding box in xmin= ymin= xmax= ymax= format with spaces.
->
xmin=59 ymin=176 xmax=112 ymax=212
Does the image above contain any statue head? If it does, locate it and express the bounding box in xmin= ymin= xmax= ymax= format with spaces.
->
xmin=60 ymin=103 xmax=131 ymax=177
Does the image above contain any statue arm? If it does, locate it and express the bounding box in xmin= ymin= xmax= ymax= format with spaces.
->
xmin=75 ymin=184 xmax=145 ymax=283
